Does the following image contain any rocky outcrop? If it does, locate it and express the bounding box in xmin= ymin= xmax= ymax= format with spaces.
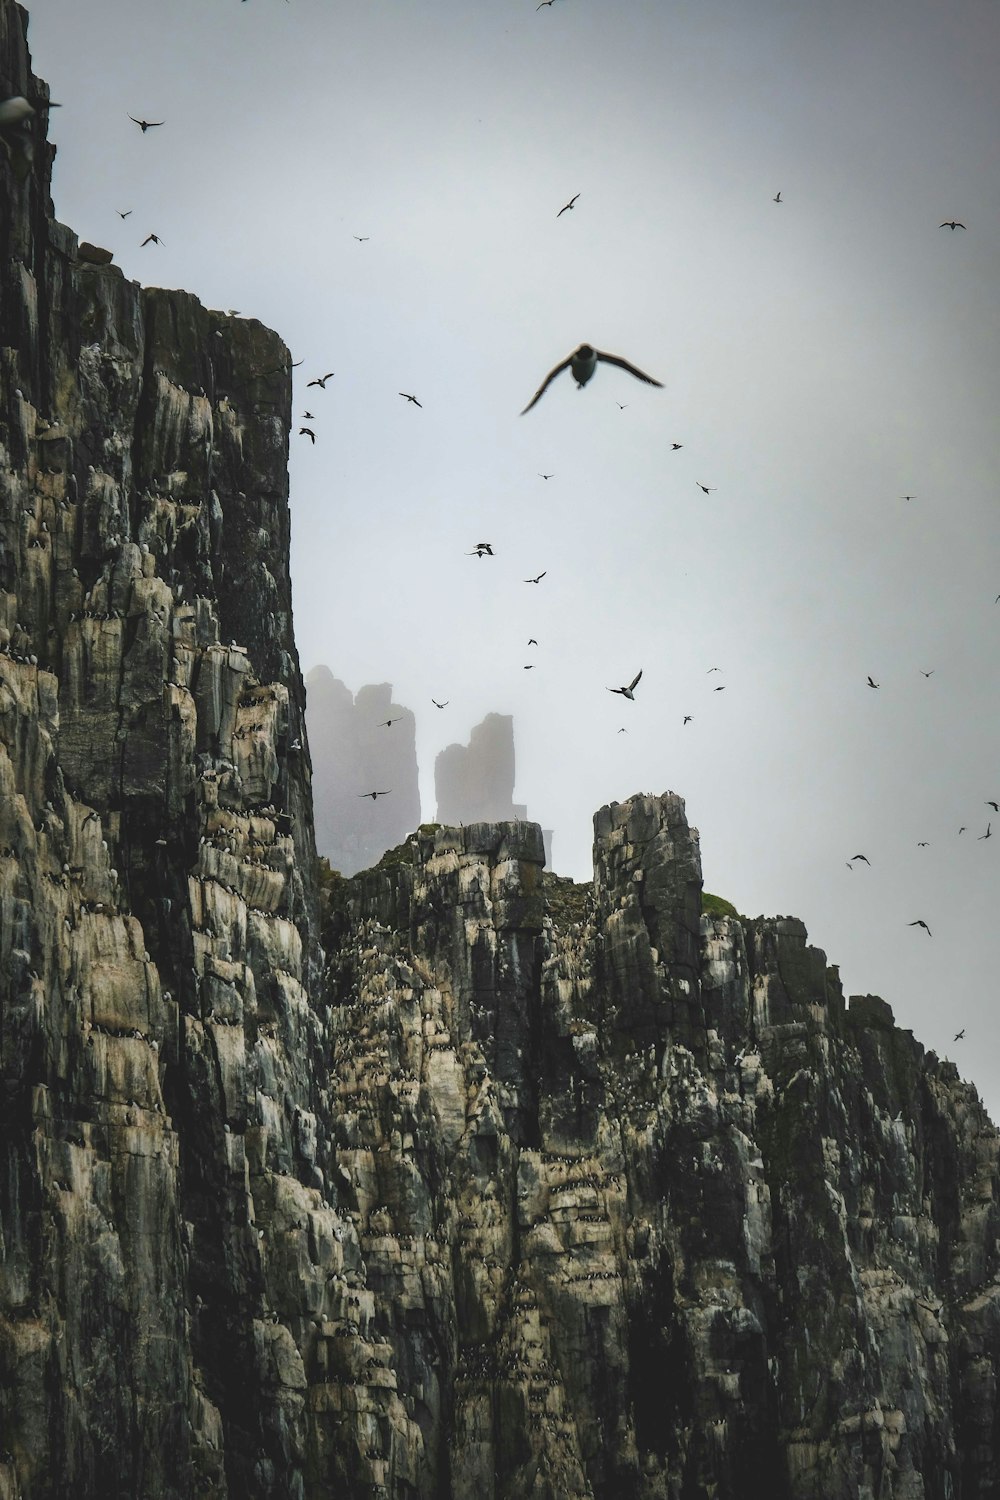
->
xmin=2 ymin=7 xmax=999 ymax=1499
xmin=435 ymin=712 xmax=520 ymax=825
xmin=305 ymin=666 xmax=420 ymax=875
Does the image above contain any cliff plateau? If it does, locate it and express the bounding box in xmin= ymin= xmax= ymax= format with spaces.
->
xmin=2 ymin=7 xmax=1000 ymax=1499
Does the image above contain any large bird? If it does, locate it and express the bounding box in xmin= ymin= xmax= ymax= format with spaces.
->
xmin=609 ymin=670 xmax=642 ymax=701
xmin=129 ymin=115 xmax=164 ymax=132
xmin=521 ymin=344 xmax=662 ymax=413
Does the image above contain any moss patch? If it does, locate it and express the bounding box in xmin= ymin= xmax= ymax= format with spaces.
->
xmin=702 ymin=891 xmax=740 ymax=920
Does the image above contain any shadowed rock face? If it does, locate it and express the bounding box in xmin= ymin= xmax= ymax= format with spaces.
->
xmin=305 ymin=666 xmax=421 ymax=875
xmin=2 ymin=8 xmax=1000 ymax=1500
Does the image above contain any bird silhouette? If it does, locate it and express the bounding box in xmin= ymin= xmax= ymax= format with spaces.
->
xmin=359 ymin=790 xmax=391 ymax=800
xmin=521 ymin=344 xmax=662 ymax=413
xmin=432 ymin=699 xmax=449 ymax=708
xmin=527 ymin=638 xmax=538 ymax=645
xmin=900 ymin=495 xmax=916 ymax=501
xmin=671 ymin=443 xmax=683 ymax=450
xmin=557 ymin=193 xmax=580 ymax=217
xmin=379 ymin=718 xmax=402 ymax=728
xmin=867 ymin=676 xmax=879 ymax=688
xmin=301 ymin=411 xmax=315 ymax=420
xmin=129 ymin=116 xmax=164 ymax=132
xmin=298 ymin=428 xmax=315 ymax=443
xmin=920 ymin=669 xmax=934 ymax=677
xmin=940 ymin=220 xmax=966 ymax=230
xmin=609 ymin=670 xmax=642 ymax=700
xmin=908 ymin=920 xmax=932 ymax=934
xmin=683 ymin=715 xmax=692 ymax=724
xmin=399 ymin=392 xmax=422 ymax=406
xmin=851 ymin=854 xmax=870 ymax=864
xmin=954 ymin=1028 xmax=965 ymax=1040
xmin=140 ymin=233 xmax=163 ymax=246
xmin=979 ymin=823 xmax=992 ymax=840
xmin=468 ymin=543 xmax=493 ymax=557
xmin=987 ymin=801 xmax=998 ymax=812
xmin=773 ymin=191 xmax=782 ymax=202
xmin=353 ymin=235 xmax=369 ymax=242
xmin=117 ymin=209 xmax=132 ymax=219
xmin=696 ymin=482 xmax=716 ymax=494
xmin=917 ymin=841 xmax=929 ymax=847
xmin=524 ymin=572 xmax=547 ymax=584
xmin=307 ymin=373 xmax=334 ymax=388
xmin=538 ymin=473 xmax=554 ymax=480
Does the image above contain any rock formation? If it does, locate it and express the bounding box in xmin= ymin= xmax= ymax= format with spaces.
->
xmin=305 ymin=666 xmax=420 ymax=875
xmin=435 ymin=712 xmax=520 ymax=826
xmin=1 ymin=7 xmax=999 ymax=1499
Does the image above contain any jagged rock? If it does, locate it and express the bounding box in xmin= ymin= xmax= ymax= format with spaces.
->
xmin=1 ymin=6 xmax=999 ymax=1500
xmin=435 ymin=711 xmax=520 ymax=824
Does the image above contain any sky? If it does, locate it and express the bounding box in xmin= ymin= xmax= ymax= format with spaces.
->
xmin=25 ymin=0 xmax=1000 ymax=1117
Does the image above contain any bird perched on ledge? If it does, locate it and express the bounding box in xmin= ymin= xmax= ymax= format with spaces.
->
xmin=521 ymin=344 xmax=663 ymax=413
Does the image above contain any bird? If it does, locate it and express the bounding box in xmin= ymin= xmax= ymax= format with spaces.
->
xmin=939 ymin=220 xmax=966 ymax=230
xmin=959 ymin=827 xmax=967 ymax=835
xmin=900 ymin=495 xmax=916 ymax=502
xmin=867 ymin=676 xmax=879 ymax=689
xmin=432 ymin=699 xmax=449 ymax=708
xmin=953 ymin=1028 xmax=965 ymax=1041
xmin=671 ymin=443 xmax=683 ymax=450
xmin=617 ymin=727 xmax=628 ymax=734
xmin=129 ymin=116 xmax=164 ymax=132
xmin=615 ymin=401 xmax=628 ymax=410
xmin=298 ymin=427 xmax=315 ymax=443
xmin=538 ymin=473 xmax=554 ymax=480
xmin=524 ymin=572 xmax=547 ymax=584
xmin=556 ymin=193 xmax=580 ymax=217
xmin=378 ymin=718 xmax=402 ymax=728
xmin=713 ymin=685 xmax=725 ymax=692
xmin=773 ymin=191 xmax=782 ymax=202
xmin=706 ymin=667 xmax=722 ymax=674
xmin=468 ymin=543 xmax=493 ymax=557
xmin=987 ymin=801 xmax=998 ymax=812
xmin=141 ymin=233 xmax=163 ymax=247
xmin=521 ymin=344 xmax=663 ymax=413
xmin=307 ymin=373 xmax=334 ymax=389
xmin=301 ymin=411 xmax=315 ymax=420
xmin=399 ymin=392 xmax=422 ymax=406
xmin=979 ymin=823 xmax=992 ymax=840
xmin=523 ymin=664 xmax=535 ymax=670
xmin=117 ymin=209 xmax=132 ymax=219
xmin=527 ymin=638 xmax=538 ymax=646
xmin=353 ymin=235 xmax=370 ymax=242
xmin=359 ymin=791 xmax=391 ymax=800
xmin=0 ymin=96 xmax=56 ymax=128
xmin=920 ymin=669 xmax=934 ymax=677
xmin=683 ymin=715 xmax=692 ymax=724
xmin=609 ymin=670 xmax=642 ymax=700
xmin=851 ymin=854 xmax=870 ymax=864
xmin=696 ymin=482 xmax=716 ymax=494
xmin=908 ymin=920 xmax=932 ymax=934
xmin=917 ymin=841 xmax=929 ymax=847
xmin=537 ymin=1 xmax=559 ymax=11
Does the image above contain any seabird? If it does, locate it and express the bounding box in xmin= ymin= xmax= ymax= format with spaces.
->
xmin=353 ymin=235 xmax=370 ymax=241
xmin=468 ymin=542 xmax=493 ymax=557
xmin=117 ymin=209 xmax=132 ymax=219
xmin=556 ymin=193 xmax=580 ymax=217
xmin=298 ymin=427 xmax=316 ymax=443
xmin=917 ymin=841 xmax=929 ymax=847
xmin=527 ymin=638 xmax=537 ymax=645
xmin=867 ymin=676 xmax=879 ymax=688
xmin=379 ymin=717 xmax=402 ymax=728
xmin=939 ymin=221 xmax=966 ymax=230
xmin=851 ymin=854 xmax=870 ymax=864
xmin=359 ymin=790 xmax=392 ymax=800
xmin=0 ymin=96 xmax=60 ymax=128
xmin=521 ymin=344 xmax=663 ymax=413
xmin=683 ymin=715 xmax=692 ymax=724
xmin=773 ymin=191 xmax=782 ymax=202
xmin=920 ymin=669 xmax=934 ymax=677
xmin=706 ymin=666 xmax=721 ymax=673
xmin=900 ymin=495 xmax=916 ymax=501
xmin=908 ymin=919 xmax=932 ymax=934
xmin=307 ymin=372 xmax=334 ymax=388
xmin=129 ymin=116 xmax=164 ymax=132
xmin=978 ymin=822 xmax=992 ymax=840
xmin=524 ymin=571 xmax=547 ymax=584
xmin=671 ymin=443 xmax=683 ymax=450
xmin=987 ymin=801 xmax=998 ymax=811
xmin=953 ymin=1028 xmax=965 ymax=1041
xmin=432 ymin=699 xmax=449 ymax=708
xmin=538 ymin=473 xmax=554 ymax=480
xmin=609 ymin=670 xmax=642 ymax=701
xmin=696 ymin=482 xmax=716 ymax=494
xmin=141 ymin=233 xmax=163 ymax=247
xmin=301 ymin=411 xmax=315 ymax=419
xmin=399 ymin=392 xmax=422 ymax=406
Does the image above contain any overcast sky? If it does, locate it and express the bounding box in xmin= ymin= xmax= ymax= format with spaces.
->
xmin=27 ymin=0 xmax=1000 ymax=1116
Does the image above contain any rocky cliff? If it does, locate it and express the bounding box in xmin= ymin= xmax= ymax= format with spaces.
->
xmin=2 ymin=7 xmax=1000 ymax=1499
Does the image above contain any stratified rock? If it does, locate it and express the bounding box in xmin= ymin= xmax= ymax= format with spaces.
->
xmin=305 ymin=665 xmax=420 ymax=875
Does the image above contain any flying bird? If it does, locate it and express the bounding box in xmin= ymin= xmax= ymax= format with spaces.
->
xmin=671 ymin=443 xmax=683 ymax=450
xmin=523 ymin=664 xmax=535 ymax=670
xmin=850 ymin=854 xmax=870 ymax=864
xmin=917 ymin=841 xmax=929 ymax=848
xmin=695 ymin=482 xmax=716 ymax=494
xmin=979 ymin=823 xmax=992 ymax=840
xmin=986 ymin=801 xmax=998 ymax=811
xmin=920 ymin=669 xmax=934 ymax=677
xmin=117 ymin=209 xmax=132 ymax=219
xmin=867 ymin=676 xmax=879 ymax=688
xmin=900 ymin=495 xmax=916 ymax=502
xmin=538 ymin=473 xmax=554 ymax=480
xmin=399 ymin=392 xmax=422 ymax=406
xmin=773 ymin=191 xmax=782 ymax=202
xmin=527 ymin=638 xmax=537 ymax=645
xmin=432 ymin=699 xmax=448 ymax=708
xmin=379 ymin=718 xmax=402 ymax=728
xmin=129 ymin=116 xmax=164 ymax=132
xmin=953 ymin=1028 xmax=965 ymax=1041
xmin=939 ymin=220 xmax=966 ymax=230
xmin=521 ymin=344 xmax=663 ymax=414
xmin=359 ymin=790 xmax=391 ymax=800
xmin=907 ymin=920 xmax=931 ymax=934
xmin=706 ymin=667 xmax=722 ymax=674
xmin=609 ymin=670 xmax=642 ymax=701
xmin=353 ymin=236 xmax=370 ymax=242
xmin=713 ymin=685 xmax=725 ymax=692
xmin=298 ymin=427 xmax=315 ymax=443
xmin=524 ymin=572 xmax=547 ymax=584
xmin=557 ymin=193 xmax=580 ymax=217
xmin=141 ymin=233 xmax=163 ymax=247
xmin=468 ymin=542 xmax=493 ymax=557
xmin=301 ymin=411 xmax=315 ymax=420
xmin=959 ymin=827 xmax=966 ymax=834
xmin=307 ymin=373 xmax=334 ymax=388
xmin=683 ymin=715 xmax=692 ymax=724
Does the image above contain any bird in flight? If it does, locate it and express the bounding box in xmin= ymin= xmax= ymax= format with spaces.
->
xmin=141 ymin=233 xmax=163 ymax=247
xmin=773 ymin=191 xmax=782 ymax=202
xmin=379 ymin=717 xmax=402 ymax=728
xmin=527 ymin=638 xmax=538 ymax=646
xmin=359 ymin=790 xmax=391 ymax=800
xmin=521 ymin=344 xmax=663 ymax=413
xmin=713 ymin=685 xmax=725 ymax=692
xmin=609 ymin=670 xmax=642 ymax=700
xmin=850 ymin=854 xmax=870 ymax=864
xmin=399 ymin=392 xmax=422 ymax=406
xmin=695 ymin=482 xmax=716 ymax=494
xmin=557 ymin=193 xmax=580 ymax=217
xmin=671 ymin=443 xmax=683 ymax=450
xmin=538 ymin=473 xmax=554 ymax=480
xmin=683 ymin=715 xmax=692 ymax=724
xmin=706 ymin=667 xmax=722 ymax=674
xmin=353 ymin=236 xmax=369 ymax=242
xmin=432 ymin=699 xmax=448 ymax=708
xmin=908 ymin=919 xmax=932 ymax=934
xmin=900 ymin=495 xmax=916 ymax=502
xmin=117 ymin=209 xmax=132 ymax=219
xmin=939 ymin=220 xmax=966 ymax=230
xmin=867 ymin=676 xmax=879 ymax=689
xmin=523 ymin=664 xmax=535 ymax=670
xmin=986 ymin=801 xmax=998 ymax=811
xmin=524 ymin=571 xmax=547 ymax=584
xmin=953 ymin=1028 xmax=965 ymax=1041
xmin=307 ymin=372 xmax=334 ymax=388
xmin=979 ymin=823 xmax=992 ymax=840
xmin=917 ymin=841 xmax=929 ymax=848
xmin=301 ymin=411 xmax=315 ymax=420
xmin=468 ymin=542 xmax=493 ymax=557
xmin=298 ymin=427 xmax=315 ymax=443
xmin=919 ymin=669 xmax=934 ymax=677
xmin=129 ymin=116 xmax=164 ymax=132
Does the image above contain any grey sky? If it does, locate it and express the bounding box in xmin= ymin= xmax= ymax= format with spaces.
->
xmin=27 ymin=0 xmax=1000 ymax=1114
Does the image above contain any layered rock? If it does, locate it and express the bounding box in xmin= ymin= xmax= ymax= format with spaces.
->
xmin=1 ymin=7 xmax=999 ymax=1500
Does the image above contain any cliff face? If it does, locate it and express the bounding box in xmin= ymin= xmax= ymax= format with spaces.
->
xmin=435 ymin=712 xmax=519 ymax=826
xmin=2 ymin=8 xmax=1000 ymax=1500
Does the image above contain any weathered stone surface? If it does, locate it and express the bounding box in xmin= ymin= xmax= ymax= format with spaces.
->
xmin=1 ymin=7 xmax=999 ymax=1500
